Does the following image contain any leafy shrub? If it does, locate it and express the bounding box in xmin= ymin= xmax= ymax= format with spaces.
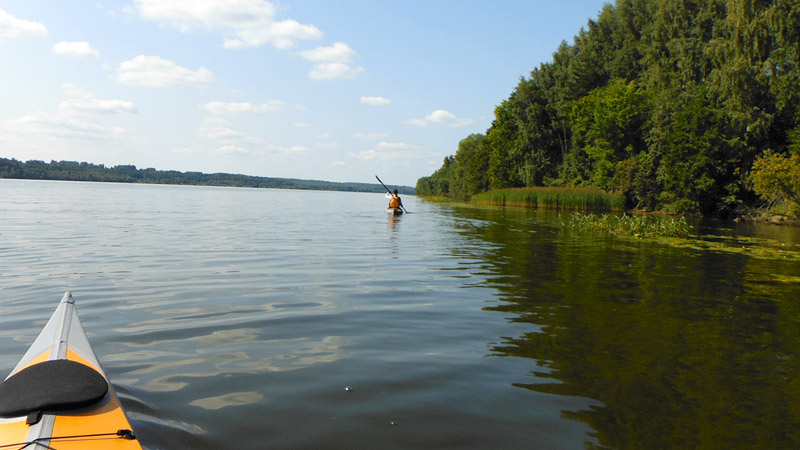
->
xmin=749 ymin=151 xmax=800 ymax=216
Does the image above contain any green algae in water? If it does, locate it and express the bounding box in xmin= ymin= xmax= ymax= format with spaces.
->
xmin=561 ymin=212 xmax=800 ymax=261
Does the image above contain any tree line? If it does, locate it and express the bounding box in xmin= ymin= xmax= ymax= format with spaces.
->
xmin=0 ymin=158 xmax=415 ymax=194
xmin=417 ymin=0 xmax=800 ymax=217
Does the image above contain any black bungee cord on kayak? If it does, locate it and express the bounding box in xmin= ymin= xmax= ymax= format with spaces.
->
xmin=0 ymin=429 xmax=136 ymax=450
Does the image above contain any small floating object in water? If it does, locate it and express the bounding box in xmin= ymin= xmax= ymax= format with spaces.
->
xmin=390 ymin=421 xmax=398 ymax=426
xmin=344 ymin=386 xmax=353 ymax=392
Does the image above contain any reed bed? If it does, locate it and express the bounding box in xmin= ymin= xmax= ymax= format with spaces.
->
xmin=471 ymin=187 xmax=624 ymax=211
xmin=561 ymin=212 xmax=691 ymax=238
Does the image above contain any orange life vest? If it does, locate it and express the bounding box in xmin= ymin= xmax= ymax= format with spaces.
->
xmin=389 ymin=196 xmax=400 ymax=208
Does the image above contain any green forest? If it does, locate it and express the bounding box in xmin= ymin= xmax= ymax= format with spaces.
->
xmin=0 ymin=158 xmax=415 ymax=194
xmin=416 ymin=0 xmax=800 ymax=217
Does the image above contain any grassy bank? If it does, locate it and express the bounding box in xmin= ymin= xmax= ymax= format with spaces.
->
xmin=471 ymin=187 xmax=624 ymax=212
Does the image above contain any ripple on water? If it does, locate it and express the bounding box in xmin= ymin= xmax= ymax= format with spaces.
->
xmin=5 ymin=181 xmax=799 ymax=450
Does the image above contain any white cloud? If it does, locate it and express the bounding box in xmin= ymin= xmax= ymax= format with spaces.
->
xmin=316 ymin=142 xmax=340 ymax=149
xmin=354 ymin=132 xmax=388 ymax=140
xmin=172 ymin=147 xmax=201 ymax=154
xmin=202 ymin=100 xmax=284 ymax=115
xmin=0 ymin=8 xmax=47 ymax=39
xmin=62 ymin=83 xmax=92 ymax=99
xmin=360 ymin=96 xmax=390 ymax=106
xmin=0 ymin=82 xmax=137 ymax=158
xmin=215 ymin=145 xmax=252 ymax=155
xmin=292 ymin=122 xmax=311 ymax=128
xmin=308 ymin=62 xmax=363 ymax=80
xmin=117 ymin=55 xmax=215 ymax=87
xmin=195 ymin=117 xmax=308 ymax=158
xmin=0 ymin=84 xmax=135 ymax=162
xmin=57 ymin=85 xmax=137 ymax=115
xmin=133 ymin=0 xmax=321 ymax=49
xmin=330 ymin=161 xmax=346 ymax=167
xmin=406 ymin=118 xmax=428 ymax=127
xmin=408 ymin=109 xmax=474 ymax=127
xmin=202 ymin=116 xmax=231 ymax=125
xmin=52 ymin=41 xmax=99 ymax=58
xmin=60 ymin=98 xmax=137 ymax=114
xmin=300 ymin=42 xmax=355 ymax=62
xmin=351 ymin=141 xmax=432 ymax=164
xmin=300 ymin=42 xmax=363 ymax=80
xmin=1 ymin=111 xmax=121 ymax=143
xmin=353 ymin=149 xmax=379 ymax=160
xmin=199 ymin=125 xmax=242 ymax=140
xmin=377 ymin=142 xmax=414 ymax=151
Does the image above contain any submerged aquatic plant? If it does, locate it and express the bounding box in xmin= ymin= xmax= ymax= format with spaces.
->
xmin=560 ymin=213 xmax=800 ymax=261
xmin=561 ymin=212 xmax=691 ymax=238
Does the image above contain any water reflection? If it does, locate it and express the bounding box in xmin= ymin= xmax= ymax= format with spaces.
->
xmin=447 ymin=205 xmax=800 ymax=449
xmin=108 ymin=303 xmax=348 ymax=394
xmin=109 ymin=331 xmax=348 ymax=392
xmin=190 ymin=391 xmax=264 ymax=410
xmin=388 ymin=213 xmax=400 ymax=231
xmin=114 ymin=300 xmax=337 ymax=334
xmin=387 ymin=213 xmax=401 ymax=258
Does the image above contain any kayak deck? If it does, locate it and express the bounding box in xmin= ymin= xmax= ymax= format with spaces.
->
xmin=387 ymin=207 xmax=403 ymax=215
xmin=0 ymin=292 xmax=142 ymax=449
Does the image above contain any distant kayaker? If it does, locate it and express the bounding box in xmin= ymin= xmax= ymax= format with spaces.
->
xmin=386 ymin=189 xmax=403 ymax=210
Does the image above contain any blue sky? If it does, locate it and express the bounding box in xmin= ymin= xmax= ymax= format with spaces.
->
xmin=0 ymin=1 xmax=608 ymax=187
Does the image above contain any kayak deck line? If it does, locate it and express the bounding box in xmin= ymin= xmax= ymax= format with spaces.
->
xmin=0 ymin=292 xmax=142 ymax=450
xmin=0 ymin=429 xmax=137 ymax=450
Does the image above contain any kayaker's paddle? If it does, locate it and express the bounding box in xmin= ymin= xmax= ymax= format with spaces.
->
xmin=376 ymin=175 xmax=409 ymax=213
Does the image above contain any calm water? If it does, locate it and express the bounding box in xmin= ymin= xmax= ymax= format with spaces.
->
xmin=1 ymin=179 xmax=800 ymax=449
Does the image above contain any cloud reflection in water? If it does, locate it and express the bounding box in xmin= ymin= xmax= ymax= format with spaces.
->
xmin=105 ymin=301 xmax=348 ymax=394
xmin=190 ymin=391 xmax=265 ymax=410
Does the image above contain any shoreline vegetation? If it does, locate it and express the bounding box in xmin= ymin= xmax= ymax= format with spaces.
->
xmin=560 ymin=210 xmax=800 ymax=261
xmin=561 ymin=211 xmax=690 ymax=238
xmin=471 ymin=186 xmax=800 ymax=230
xmin=0 ymin=158 xmax=415 ymax=195
xmin=471 ymin=185 xmax=800 ymax=226
xmin=471 ymin=186 xmax=624 ymax=212
xmin=415 ymin=0 xmax=800 ymax=223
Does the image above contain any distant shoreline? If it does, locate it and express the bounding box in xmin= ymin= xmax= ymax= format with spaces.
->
xmin=0 ymin=158 xmax=415 ymax=195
